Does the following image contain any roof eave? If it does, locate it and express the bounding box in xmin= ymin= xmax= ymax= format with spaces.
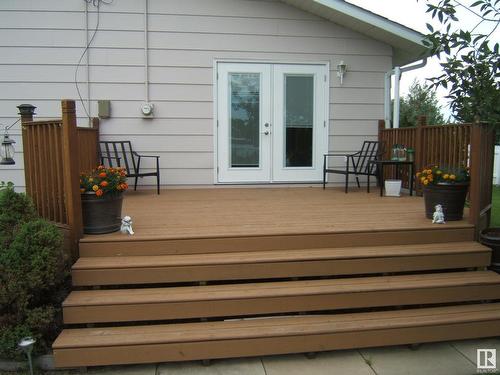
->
xmin=281 ymin=0 xmax=430 ymax=67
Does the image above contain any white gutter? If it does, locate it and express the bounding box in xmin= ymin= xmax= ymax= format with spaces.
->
xmin=144 ymin=0 xmax=150 ymax=103
xmin=384 ymin=58 xmax=428 ymax=129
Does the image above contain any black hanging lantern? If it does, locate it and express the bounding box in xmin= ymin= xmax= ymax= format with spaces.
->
xmin=0 ymin=130 xmax=16 ymax=165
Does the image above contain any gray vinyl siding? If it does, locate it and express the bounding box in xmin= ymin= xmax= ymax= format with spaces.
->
xmin=0 ymin=0 xmax=391 ymax=188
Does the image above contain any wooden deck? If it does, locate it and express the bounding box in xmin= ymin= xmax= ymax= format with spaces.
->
xmin=54 ymin=186 xmax=500 ymax=369
xmin=82 ymin=187 xmax=472 ymax=241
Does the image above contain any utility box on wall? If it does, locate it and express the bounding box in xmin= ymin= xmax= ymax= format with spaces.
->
xmin=98 ymin=100 xmax=111 ymax=119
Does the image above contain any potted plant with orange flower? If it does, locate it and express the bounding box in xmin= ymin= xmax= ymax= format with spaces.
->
xmin=80 ymin=165 xmax=128 ymax=234
xmin=416 ymin=165 xmax=470 ymax=221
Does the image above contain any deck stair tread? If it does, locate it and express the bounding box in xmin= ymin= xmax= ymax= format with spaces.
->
xmin=54 ymin=302 xmax=500 ymax=349
xmin=64 ymin=271 xmax=500 ymax=306
xmin=73 ymin=242 xmax=489 ymax=269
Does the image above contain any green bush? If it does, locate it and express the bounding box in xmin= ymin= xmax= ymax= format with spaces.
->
xmin=0 ymin=181 xmax=37 ymax=249
xmin=0 ymin=183 xmax=69 ymax=360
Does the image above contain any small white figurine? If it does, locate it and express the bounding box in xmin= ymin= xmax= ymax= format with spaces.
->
xmin=120 ymin=215 xmax=134 ymax=235
xmin=432 ymin=204 xmax=445 ymax=224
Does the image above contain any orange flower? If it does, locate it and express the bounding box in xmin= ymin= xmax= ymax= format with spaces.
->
xmin=80 ymin=188 xmax=85 ymax=193
xmin=449 ymin=174 xmax=456 ymax=180
xmin=100 ymin=180 xmax=108 ymax=187
xmin=416 ymin=172 xmax=421 ymax=178
xmin=92 ymin=185 xmax=99 ymax=191
xmin=423 ymin=179 xmax=429 ymax=185
xmin=97 ymin=165 xmax=105 ymax=170
xmin=95 ymin=189 xmax=104 ymax=197
xmin=99 ymin=172 xmax=107 ymax=178
xmin=443 ymin=174 xmax=449 ymax=180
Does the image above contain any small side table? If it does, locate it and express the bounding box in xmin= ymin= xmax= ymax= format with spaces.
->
xmin=368 ymin=160 xmax=414 ymax=197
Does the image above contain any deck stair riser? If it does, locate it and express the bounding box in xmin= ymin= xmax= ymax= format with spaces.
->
xmin=63 ymin=271 xmax=500 ymax=324
xmin=78 ymin=227 xmax=475 ymax=257
xmin=71 ymin=242 xmax=490 ymax=286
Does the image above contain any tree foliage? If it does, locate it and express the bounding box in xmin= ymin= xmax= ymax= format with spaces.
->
xmin=420 ymin=0 xmax=500 ymax=123
xmin=399 ymin=80 xmax=446 ymax=127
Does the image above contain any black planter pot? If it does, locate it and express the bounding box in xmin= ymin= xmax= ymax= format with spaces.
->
xmin=479 ymin=228 xmax=500 ymax=274
xmin=81 ymin=192 xmax=123 ymax=234
xmin=423 ymin=183 xmax=469 ymax=221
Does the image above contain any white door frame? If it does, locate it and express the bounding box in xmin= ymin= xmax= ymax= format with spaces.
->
xmin=215 ymin=61 xmax=329 ymax=184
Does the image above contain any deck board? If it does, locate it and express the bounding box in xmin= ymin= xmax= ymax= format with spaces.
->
xmin=81 ymin=187 xmax=472 ymax=242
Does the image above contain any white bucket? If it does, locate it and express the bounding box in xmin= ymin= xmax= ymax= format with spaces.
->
xmin=385 ymin=179 xmax=402 ymax=197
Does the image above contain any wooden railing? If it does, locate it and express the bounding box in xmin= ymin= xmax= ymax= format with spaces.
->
xmin=20 ymin=100 xmax=99 ymax=259
xmin=378 ymin=118 xmax=495 ymax=234
xmin=378 ymin=118 xmax=472 ymax=183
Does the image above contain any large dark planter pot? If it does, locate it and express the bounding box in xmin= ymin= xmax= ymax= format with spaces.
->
xmin=81 ymin=192 xmax=123 ymax=234
xmin=423 ymin=183 xmax=469 ymax=221
xmin=479 ymin=228 xmax=500 ymax=274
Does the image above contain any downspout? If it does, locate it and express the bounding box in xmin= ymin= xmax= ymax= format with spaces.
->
xmin=144 ymin=0 xmax=150 ymax=103
xmin=384 ymin=58 xmax=428 ymax=129
xmin=384 ymin=71 xmax=392 ymax=128
xmin=393 ymin=66 xmax=401 ymax=129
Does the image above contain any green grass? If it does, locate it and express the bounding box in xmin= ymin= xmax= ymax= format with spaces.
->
xmin=491 ymin=186 xmax=500 ymax=227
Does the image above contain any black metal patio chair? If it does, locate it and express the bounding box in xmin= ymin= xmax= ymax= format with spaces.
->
xmin=99 ymin=141 xmax=160 ymax=194
xmin=323 ymin=141 xmax=383 ymax=193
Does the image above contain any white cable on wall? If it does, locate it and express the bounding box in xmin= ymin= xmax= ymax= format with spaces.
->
xmin=74 ymin=0 xmax=114 ymax=121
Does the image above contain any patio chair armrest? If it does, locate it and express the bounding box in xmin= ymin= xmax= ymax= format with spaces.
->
xmin=133 ymin=151 xmax=159 ymax=159
xmin=137 ymin=155 xmax=160 ymax=159
xmin=324 ymin=153 xmax=349 ymax=157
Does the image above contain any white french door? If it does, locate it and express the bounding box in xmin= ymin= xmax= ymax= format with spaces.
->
xmin=217 ymin=62 xmax=328 ymax=183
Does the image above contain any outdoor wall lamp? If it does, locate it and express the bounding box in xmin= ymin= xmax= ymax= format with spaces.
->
xmin=337 ymin=60 xmax=347 ymax=85
xmin=0 ymin=118 xmax=19 ymax=165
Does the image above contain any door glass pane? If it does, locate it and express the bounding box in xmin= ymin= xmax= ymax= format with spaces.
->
xmin=285 ymin=75 xmax=313 ymax=167
xmin=230 ymin=73 xmax=260 ymax=168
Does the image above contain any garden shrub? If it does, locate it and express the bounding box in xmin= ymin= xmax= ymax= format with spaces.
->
xmin=0 ymin=181 xmax=37 ymax=249
xmin=0 ymin=183 xmax=69 ymax=360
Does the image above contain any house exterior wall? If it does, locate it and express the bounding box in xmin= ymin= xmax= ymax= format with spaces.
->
xmin=0 ymin=0 xmax=391 ymax=188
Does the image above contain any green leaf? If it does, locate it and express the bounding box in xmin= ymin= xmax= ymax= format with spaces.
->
xmin=426 ymin=23 xmax=434 ymax=32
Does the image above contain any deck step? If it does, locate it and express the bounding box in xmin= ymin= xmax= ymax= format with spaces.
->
xmin=53 ymin=302 xmax=500 ymax=367
xmin=63 ymin=271 xmax=500 ymax=324
xmin=78 ymin=227 xmax=475 ymax=257
xmin=71 ymin=242 xmax=491 ymax=286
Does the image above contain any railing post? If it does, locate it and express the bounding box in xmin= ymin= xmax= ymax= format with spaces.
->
xmin=92 ymin=117 xmax=100 ymax=166
xmin=18 ymin=104 xmax=36 ymax=196
xmin=414 ymin=116 xmax=426 ymax=195
xmin=469 ymin=121 xmax=495 ymax=236
xmin=378 ymin=120 xmax=386 ymax=158
xmin=61 ymin=100 xmax=83 ymax=259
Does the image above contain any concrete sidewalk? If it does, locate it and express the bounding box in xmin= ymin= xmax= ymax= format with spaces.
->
xmin=39 ymin=338 xmax=499 ymax=375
